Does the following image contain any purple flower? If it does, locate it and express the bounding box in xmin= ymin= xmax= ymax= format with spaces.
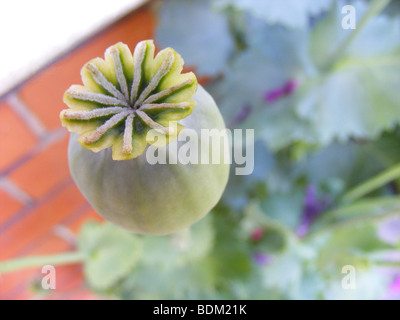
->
xmin=297 ymin=185 xmax=329 ymax=237
xmin=383 ymin=274 xmax=400 ymax=300
xmin=390 ymin=275 xmax=400 ymax=292
xmin=264 ymin=87 xmax=285 ymax=103
xmin=253 ymin=252 xmax=272 ymax=266
xmin=283 ymin=80 xmax=298 ymax=95
xmin=378 ymin=217 xmax=400 ymax=245
xmin=263 ymin=79 xmax=298 ymax=104
xmin=230 ymin=104 xmax=252 ymax=127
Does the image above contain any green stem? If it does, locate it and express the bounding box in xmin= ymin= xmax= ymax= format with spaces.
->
xmin=365 ymin=143 xmax=400 ymax=191
xmin=326 ymin=0 xmax=391 ymax=71
xmin=306 ymin=208 xmax=400 ymax=240
xmin=0 ymin=251 xmax=85 ymax=274
xmin=341 ymin=162 xmax=400 ymax=203
xmin=373 ymin=261 xmax=400 ymax=268
xmin=317 ymin=196 xmax=400 ymax=224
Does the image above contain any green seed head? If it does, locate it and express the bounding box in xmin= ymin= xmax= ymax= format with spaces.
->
xmin=60 ymin=40 xmax=198 ymax=160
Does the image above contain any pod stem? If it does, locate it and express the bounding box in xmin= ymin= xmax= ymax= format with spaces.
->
xmin=0 ymin=251 xmax=85 ymax=274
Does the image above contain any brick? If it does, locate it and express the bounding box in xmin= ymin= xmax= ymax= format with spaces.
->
xmin=9 ymin=288 xmax=33 ymax=300
xmin=0 ymin=239 xmax=68 ymax=299
xmin=69 ymin=208 xmax=104 ymax=233
xmin=0 ymin=232 xmax=72 ymax=299
xmin=0 ymin=190 xmax=23 ymax=226
xmin=0 ymin=209 xmax=105 ymax=299
xmin=0 ymin=203 xmax=97 ymax=298
xmin=0 ymin=269 xmax=35 ymax=299
xmin=19 ymin=7 xmax=156 ymax=130
xmin=0 ymin=226 xmax=77 ymax=299
xmin=2 ymin=265 xmax=84 ymax=300
xmin=44 ymin=287 xmax=102 ymax=300
xmin=0 ymin=102 xmax=37 ymax=172
xmin=0 ymin=183 xmax=86 ymax=260
xmin=50 ymin=288 xmax=102 ymax=300
xmin=51 ymin=265 xmax=84 ymax=292
xmin=8 ymin=135 xmax=70 ymax=199
xmin=1 ymin=236 xmax=85 ymax=299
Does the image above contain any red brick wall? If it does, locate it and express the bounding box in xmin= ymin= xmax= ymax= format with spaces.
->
xmin=0 ymin=5 xmax=155 ymax=300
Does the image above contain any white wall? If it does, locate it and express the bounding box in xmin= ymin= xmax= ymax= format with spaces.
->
xmin=0 ymin=0 xmax=147 ymax=97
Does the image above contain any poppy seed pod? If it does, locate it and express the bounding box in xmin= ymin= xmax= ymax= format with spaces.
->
xmin=61 ymin=40 xmax=230 ymax=235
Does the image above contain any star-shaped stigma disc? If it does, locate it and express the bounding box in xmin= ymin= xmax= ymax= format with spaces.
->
xmin=60 ymin=40 xmax=198 ymax=160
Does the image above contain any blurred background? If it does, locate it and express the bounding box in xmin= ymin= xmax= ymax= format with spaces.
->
xmin=1 ymin=0 xmax=400 ymax=300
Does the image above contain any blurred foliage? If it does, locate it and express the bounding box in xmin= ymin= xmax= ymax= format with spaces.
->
xmin=156 ymin=0 xmax=235 ymax=76
xmin=76 ymin=0 xmax=400 ymax=299
xmin=214 ymin=0 xmax=334 ymax=29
